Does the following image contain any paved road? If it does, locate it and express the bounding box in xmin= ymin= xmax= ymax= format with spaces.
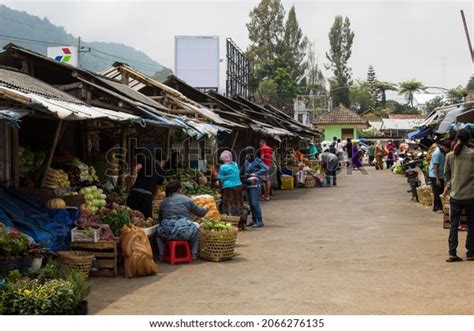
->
xmin=88 ymin=168 xmax=473 ymax=314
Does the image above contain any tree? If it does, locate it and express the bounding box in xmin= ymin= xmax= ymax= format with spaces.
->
xmin=374 ymin=81 xmax=398 ymax=109
xmin=246 ymin=0 xmax=285 ymax=68
xmin=326 ymin=16 xmax=355 ymax=108
xmin=273 ymin=67 xmax=299 ymax=104
xmin=398 ymin=79 xmax=425 ymax=107
xmin=256 ymin=78 xmax=278 ymax=104
xmin=425 ymin=96 xmax=446 ymax=113
xmin=152 ymin=67 xmax=173 ymax=82
xmin=281 ymin=5 xmax=308 ymax=82
xmin=447 ymin=86 xmax=468 ymax=104
xmin=349 ymin=81 xmax=376 ymax=114
xmin=385 ymin=100 xmax=421 ymax=115
xmin=467 ymin=76 xmax=474 ymax=91
xmin=304 ymin=41 xmax=326 ymax=95
xmin=366 ymin=65 xmax=377 ymax=96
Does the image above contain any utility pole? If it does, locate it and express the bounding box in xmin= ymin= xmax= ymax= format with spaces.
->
xmin=77 ymin=36 xmax=91 ymax=68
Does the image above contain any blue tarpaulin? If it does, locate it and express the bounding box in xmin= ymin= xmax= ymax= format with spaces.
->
xmin=407 ymin=126 xmax=432 ymax=140
xmin=0 ymin=187 xmax=79 ymax=251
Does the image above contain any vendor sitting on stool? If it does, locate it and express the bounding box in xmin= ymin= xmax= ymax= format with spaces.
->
xmin=156 ymin=181 xmax=208 ymax=259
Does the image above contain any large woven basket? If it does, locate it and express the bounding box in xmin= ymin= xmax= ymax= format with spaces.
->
xmin=220 ymin=214 xmax=241 ymax=227
xmin=304 ymin=176 xmax=316 ymax=188
xmin=57 ymin=251 xmax=94 ymax=278
xmin=199 ymin=227 xmax=238 ymax=262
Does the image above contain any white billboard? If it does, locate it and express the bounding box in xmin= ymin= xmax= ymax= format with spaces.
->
xmin=47 ymin=46 xmax=78 ymax=67
xmin=175 ymin=36 xmax=219 ymax=90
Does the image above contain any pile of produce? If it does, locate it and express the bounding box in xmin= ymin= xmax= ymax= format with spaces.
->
xmin=97 ymin=203 xmax=156 ymax=236
xmin=393 ymin=164 xmax=404 ymax=174
xmin=79 ymin=186 xmax=106 ymax=214
xmin=179 ymin=181 xmax=219 ymax=197
xmin=201 ymin=220 xmax=232 ymax=232
xmin=44 ymin=167 xmax=70 ymax=189
xmin=65 ymin=157 xmax=99 ymax=184
xmin=192 ymin=194 xmax=221 ymax=222
xmin=18 ymin=146 xmax=46 ymax=178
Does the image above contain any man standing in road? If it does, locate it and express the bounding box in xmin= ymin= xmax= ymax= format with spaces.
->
xmin=444 ymin=129 xmax=474 ymax=263
xmin=429 ymin=140 xmax=451 ymax=213
xmin=319 ymin=150 xmax=339 ymax=187
xmin=259 ymin=139 xmax=273 ymax=201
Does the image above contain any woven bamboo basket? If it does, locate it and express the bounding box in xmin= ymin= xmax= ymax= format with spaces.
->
xmin=220 ymin=214 xmax=241 ymax=227
xmin=57 ymin=251 xmax=94 ymax=278
xmin=199 ymin=227 xmax=238 ymax=262
xmin=304 ymin=176 xmax=316 ymax=188
xmin=416 ymin=186 xmax=433 ymax=206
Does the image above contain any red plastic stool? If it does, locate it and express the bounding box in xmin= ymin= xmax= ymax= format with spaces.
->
xmin=161 ymin=240 xmax=193 ymax=265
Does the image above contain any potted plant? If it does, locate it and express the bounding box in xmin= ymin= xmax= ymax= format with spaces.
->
xmin=27 ymin=242 xmax=48 ymax=270
xmin=0 ymin=228 xmax=30 ymax=276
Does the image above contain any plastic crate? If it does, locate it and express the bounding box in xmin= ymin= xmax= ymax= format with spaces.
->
xmin=281 ymin=175 xmax=294 ymax=190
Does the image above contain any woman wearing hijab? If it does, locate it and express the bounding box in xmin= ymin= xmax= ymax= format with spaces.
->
xmin=240 ymin=146 xmax=268 ymax=228
xmin=375 ymin=140 xmax=384 ymax=170
xmin=386 ymin=139 xmax=397 ymax=169
xmin=217 ymin=150 xmax=244 ymax=225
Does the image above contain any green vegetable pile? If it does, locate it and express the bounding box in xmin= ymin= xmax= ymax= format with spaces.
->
xmin=393 ymin=165 xmax=404 ymax=175
xmin=18 ymin=146 xmax=46 ymax=179
xmin=98 ymin=206 xmax=131 ymax=236
xmin=201 ymin=220 xmax=232 ymax=232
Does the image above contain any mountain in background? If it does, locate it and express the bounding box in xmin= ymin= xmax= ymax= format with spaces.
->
xmin=0 ymin=4 xmax=170 ymax=78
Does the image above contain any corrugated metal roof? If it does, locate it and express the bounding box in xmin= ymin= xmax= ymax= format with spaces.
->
xmin=380 ymin=118 xmax=424 ymax=130
xmin=0 ymin=66 xmax=83 ymax=104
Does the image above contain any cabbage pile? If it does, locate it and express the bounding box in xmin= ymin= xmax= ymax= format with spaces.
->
xmin=79 ymin=186 xmax=106 ymax=213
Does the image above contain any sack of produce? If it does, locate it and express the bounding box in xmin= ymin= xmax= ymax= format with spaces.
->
xmin=121 ymin=225 xmax=158 ymax=278
xmin=191 ymin=195 xmax=221 ymax=222
xmin=416 ymin=185 xmax=433 ymax=206
xmin=200 ymin=220 xmax=238 ymax=262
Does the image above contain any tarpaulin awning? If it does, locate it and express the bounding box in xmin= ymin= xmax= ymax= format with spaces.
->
xmin=0 ymin=86 xmax=144 ymax=124
xmin=435 ymin=105 xmax=466 ymax=134
xmin=407 ymin=126 xmax=432 ymax=140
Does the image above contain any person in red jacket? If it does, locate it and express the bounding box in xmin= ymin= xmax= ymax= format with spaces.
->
xmin=259 ymin=139 xmax=273 ymax=201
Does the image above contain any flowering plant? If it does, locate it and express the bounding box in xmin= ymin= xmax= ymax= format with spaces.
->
xmin=0 ymin=228 xmax=29 ymax=257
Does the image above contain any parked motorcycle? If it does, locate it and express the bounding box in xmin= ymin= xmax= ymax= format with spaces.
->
xmin=402 ymin=156 xmax=428 ymax=202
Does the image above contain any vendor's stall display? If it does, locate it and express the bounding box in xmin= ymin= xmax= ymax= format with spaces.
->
xmin=304 ymin=176 xmax=316 ymax=188
xmin=96 ymin=206 xmax=131 ymax=237
xmin=57 ymin=251 xmax=94 ymax=278
xmin=79 ymin=186 xmax=106 ymax=214
xmin=64 ymin=157 xmax=99 ymax=185
xmin=62 ymin=192 xmax=86 ymax=208
xmin=191 ymin=195 xmax=221 ymax=222
xmin=393 ymin=164 xmax=404 ymax=175
xmin=199 ymin=220 xmax=238 ymax=262
xmin=44 ymin=167 xmax=70 ymax=189
xmin=121 ymin=225 xmax=158 ymax=278
xmin=416 ymin=185 xmax=433 ymax=206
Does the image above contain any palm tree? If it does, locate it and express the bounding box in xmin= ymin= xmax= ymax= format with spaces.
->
xmin=398 ymin=79 xmax=425 ymax=107
xmin=374 ymin=81 xmax=398 ymax=108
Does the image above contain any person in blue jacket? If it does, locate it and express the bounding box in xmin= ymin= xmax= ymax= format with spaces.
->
xmin=241 ymin=146 xmax=268 ymax=228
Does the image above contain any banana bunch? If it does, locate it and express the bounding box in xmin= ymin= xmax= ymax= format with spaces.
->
xmin=44 ymin=167 xmax=70 ymax=189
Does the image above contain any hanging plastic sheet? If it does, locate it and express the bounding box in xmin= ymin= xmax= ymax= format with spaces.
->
xmin=0 ymin=108 xmax=29 ymax=128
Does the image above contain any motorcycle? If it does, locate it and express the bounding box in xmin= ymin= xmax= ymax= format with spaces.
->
xmin=402 ymin=156 xmax=428 ymax=202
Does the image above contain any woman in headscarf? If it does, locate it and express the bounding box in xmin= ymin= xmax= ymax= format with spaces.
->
xmin=374 ymin=140 xmax=384 ymax=170
xmin=217 ymin=150 xmax=244 ymax=227
xmin=240 ymin=146 xmax=268 ymax=228
xmin=385 ymin=139 xmax=397 ymax=169
xmin=352 ymin=142 xmax=362 ymax=170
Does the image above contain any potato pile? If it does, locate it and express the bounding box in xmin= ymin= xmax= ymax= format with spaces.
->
xmin=192 ymin=194 xmax=221 ymax=222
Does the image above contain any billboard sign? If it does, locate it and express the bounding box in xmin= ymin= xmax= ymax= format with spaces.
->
xmin=47 ymin=46 xmax=78 ymax=67
xmin=175 ymin=36 xmax=219 ymax=90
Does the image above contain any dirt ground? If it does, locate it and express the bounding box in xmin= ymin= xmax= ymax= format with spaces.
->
xmin=88 ymin=168 xmax=474 ymax=315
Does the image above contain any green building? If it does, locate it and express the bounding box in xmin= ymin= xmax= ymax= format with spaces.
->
xmin=314 ymin=106 xmax=368 ymax=141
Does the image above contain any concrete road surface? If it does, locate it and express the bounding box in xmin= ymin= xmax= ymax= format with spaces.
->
xmin=88 ymin=168 xmax=473 ymax=314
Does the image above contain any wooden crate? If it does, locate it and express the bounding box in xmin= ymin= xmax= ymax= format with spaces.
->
xmin=70 ymin=241 xmax=118 ymax=277
xmin=443 ymin=214 xmax=468 ymax=230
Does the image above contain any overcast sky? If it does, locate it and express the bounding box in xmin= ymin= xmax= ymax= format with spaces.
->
xmin=1 ymin=0 xmax=473 ymax=92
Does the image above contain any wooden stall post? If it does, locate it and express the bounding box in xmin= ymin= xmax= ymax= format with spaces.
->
xmin=40 ymin=120 xmax=63 ymax=187
xmin=117 ymin=125 xmax=127 ymax=188
xmin=11 ymin=127 xmax=19 ymax=188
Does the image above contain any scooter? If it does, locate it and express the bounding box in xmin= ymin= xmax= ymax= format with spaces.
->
xmin=402 ymin=156 xmax=427 ymax=202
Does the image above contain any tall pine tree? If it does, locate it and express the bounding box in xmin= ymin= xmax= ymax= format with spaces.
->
xmin=325 ymin=16 xmax=355 ymax=108
xmin=282 ymin=5 xmax=308 ymax=82
xmin=366 ymin=65 xmax=377 ymax=108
